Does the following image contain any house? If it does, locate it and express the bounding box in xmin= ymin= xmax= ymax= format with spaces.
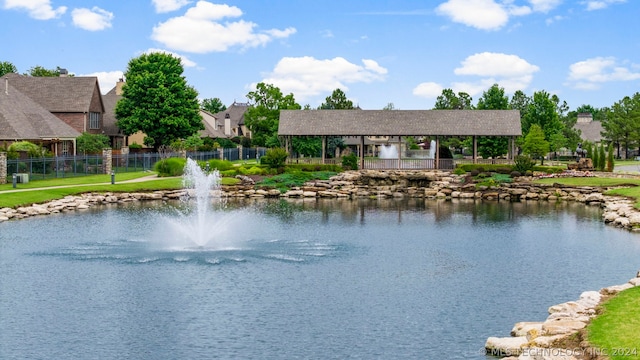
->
xmin=101 ymin=79 xmax=127 ymax=149
xmin=199 ymin=109 xmax=228 ymax=139
xmin=1 ymin=73 xmax=105 ymax=139
xmin=573 ymin=112 xmax=604 ymax=145
xmin=0 ymin=81 xmax=80 ymax=155
xmin=212 ymin=102 xmax=250 ymax=139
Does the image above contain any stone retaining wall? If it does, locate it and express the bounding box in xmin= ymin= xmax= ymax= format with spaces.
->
xmin=2 ymin=170 xmax=640 ymax=231
xmin=0 ymin=152 xmax=6 ymax=185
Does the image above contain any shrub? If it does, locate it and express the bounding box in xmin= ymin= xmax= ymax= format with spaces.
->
xmin=244 ymin=166 xmax=267 ymax=175
xmin=341 ymin=153 xmax=358 ymax=170
xmin=154 ymin=157 xmax=186 ymax=177
xmin=469 ymin=169 xmax=480 ymax=176
xmin=261 ymin=148 xmax=288 ymax=168
xmin=8 ymin=141 xmax=46 ymax=157
xmin=453 ymin=167 xmax=466 ymax=175
xmin=510 ymin=171 xmax=521 ymax=178
xmin=514 ymin=155 xmax=536 ymax=174
xmin=205 ymin=159 xmax=234 ymax=171
xmin=220 ymin=169 xmax=238 ymax=177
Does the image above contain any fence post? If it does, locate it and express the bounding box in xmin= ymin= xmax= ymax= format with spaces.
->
xmin=237 ymin=145 xmax=243 ymax=162
xmin=102 ymin=148 xmax=112 ymax=174
xmin=0 ymin=152 xmax=6 ymax=184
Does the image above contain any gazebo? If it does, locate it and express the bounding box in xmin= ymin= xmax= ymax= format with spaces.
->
xmin=278 ymin=109 xmax=522 ymax=169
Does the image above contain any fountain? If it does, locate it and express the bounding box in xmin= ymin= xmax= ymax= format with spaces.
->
xmin=429 ymin=139 xmax=436 ymax=159
xmin=156 ymin=158 xmax=243 ymax=250
xmin=379 ymin=144 xmax=398 ymax=159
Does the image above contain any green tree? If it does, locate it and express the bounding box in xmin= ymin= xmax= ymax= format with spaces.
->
xmin=598 ymin=143 xmax=606 ymax=171
xmin=433 ymin=88 xmax=473 ymax=109
xmin=476 ymin=84 xmax=509 ymax=158
xmin=201 ymin=97 xmax=226 ymax=114
xmin=0 ymin=61 xmax=17 ymax=77
xmin=522 ymin=124 xmax=549 ymax=163
xmin=244 ymin=82 xmax=301 ymax=147
xmin=77 ymin=132 xmax=110 ymax=154
xmin=601 ymin=93 xmax=640 ymax=159
xmin=509 ymin=90 xmax=531 ymax=119
xmin=592 ymin=143 xmax=599 ymax=169
xmin=115 ymin=52 xmax=203 ymax=149
xmin=607 ymin=143 xmax=614 ymax=172
xmin=292 ymin=137 xmax=322 ymax=157
xmin=319 ymin=88 xmax=354 ymax=109
xmin=26 ymin=65 xmax=66 ymax=77
xmin=382 ymin=102 xmax=395 ymax=110
xmin=521 ymin=90 xmax=564 ymax=144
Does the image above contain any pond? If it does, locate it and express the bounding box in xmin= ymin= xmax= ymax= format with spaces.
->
xmin=1 ymin=198 xmax=639 ymax=359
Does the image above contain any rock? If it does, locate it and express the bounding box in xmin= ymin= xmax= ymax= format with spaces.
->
xmin=600 ymin=283 xmax=634 ymax=295
xmin=628 ymin=277 xmax=640 ymax=286
xmin=485 ymin=336 xmax=528 ymax=357
xmin=575 ymin=291 xmax=601 ymax=309
xmin=542 ymin=319 xmax=587 ymax=335
xmin=303 ymin=191 xmax=317 ymax=197
xmin=511 ymin=322 xmax=543 ymax=337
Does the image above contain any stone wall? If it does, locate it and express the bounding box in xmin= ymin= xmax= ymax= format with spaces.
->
xmin=102 ymin=148 xmax=112 ymax=174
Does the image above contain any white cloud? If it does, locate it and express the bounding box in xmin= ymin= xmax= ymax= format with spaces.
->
xmin=144 ymin=48 xmax=197 ymax=67
xmin=413 ymin=52 xmax=539 ymax=100
xmin=3 ymin=0 xmax=66 ymax=20
xmin=412 ymin=82 xmax=444 ymax=99
xmin=566 ymin=57 xmax=640 ymax=90
xmin=71 ymin=7 xmax=113 ymax=31
xmin=435 ymin=0 xmax=509 ymax=30
xmin=151 ymin=1 xmax=296 ymax=53
xmin=582 ymin=0 xmax=626 ymax=11
xmin=152 ymin=0 xmax=191 ymax=13
xmin=527 ymin=0 xmax=562 ymax=13
xmin=435 ymin=0 xmax=563 ymax=30
xmin=255 ymin=56 xmax=387 ymax=101
xmin=80 ymin=70 xmax=124 ymax=94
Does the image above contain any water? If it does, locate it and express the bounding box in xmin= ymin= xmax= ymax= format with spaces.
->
xmin=1 ymin=198 xmax=640 ymax=359
xmin=379 ymin=144 xmax=399 ymax=159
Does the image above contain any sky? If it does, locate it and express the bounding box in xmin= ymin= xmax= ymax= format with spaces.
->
xmin=1 ymin=0 xmax=638 ymax=111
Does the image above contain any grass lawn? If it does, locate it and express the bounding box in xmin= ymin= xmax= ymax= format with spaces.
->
xmin=0 ymin=173 xmax=240 ymax=208
xmin=535 ymin=177 xmax=640 ymax=208
xmin=587 ymin=286 xmax=640 ymax=360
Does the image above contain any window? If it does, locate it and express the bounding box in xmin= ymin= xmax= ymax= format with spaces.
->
xmin=62 ymin=140 xmax=70 ymax=156
xmin=89 ymin=112 xmax=100 ymax=129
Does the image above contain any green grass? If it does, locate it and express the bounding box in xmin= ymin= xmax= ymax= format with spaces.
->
xmin=0 ymin=175 xmax=240 ymax=208
xmin=535 ymin=177 xmax=640 ymax=208
xmin=257 ymin=171 xmax=337 ymax=192
xmin=587 ymin=286 xmax=640 ymax=360
xmin=0 ymin=172 xmax=153 ymax=191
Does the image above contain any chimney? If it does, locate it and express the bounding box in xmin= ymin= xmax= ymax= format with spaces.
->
xmin=115 ymin=78 xmax=124 ymax=95
xmin=59 ymin=68 xmax=68 ymax=77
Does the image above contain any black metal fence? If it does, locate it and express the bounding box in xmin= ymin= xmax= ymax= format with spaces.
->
xmin=5 ymin=148 xmax=267 ymax=182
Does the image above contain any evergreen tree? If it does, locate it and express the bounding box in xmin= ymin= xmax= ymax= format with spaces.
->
xmin=607 ymin=143 xmax=615 ymax=172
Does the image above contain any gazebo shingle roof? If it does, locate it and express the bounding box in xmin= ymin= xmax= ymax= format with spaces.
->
xmin=278 ymin=109 xmax=522 ymax=136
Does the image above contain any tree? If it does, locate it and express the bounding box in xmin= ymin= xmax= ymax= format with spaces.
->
xmin=521 ymin=90 xmax=564 ymax=143
xmin=319 ymin=88 xmax=354 ymax=109
xmin=522 ymin=124 xmax=549 ymax=163
xmin=601 ymin=93 xmax=640 ymax=159
xmin=244 ymin=82 xmax=301 ymax=147
xmin=509 ymin=90 xmax=531 ymax=119
xmin=433 ymin=89 xmax=473 ymax=110
xmin=607 ymin=143 xmax=614 ymax=172
xmin=201 ymin=97 xmax=226 ymax=114
xmin=26 ymin=65 xmax=67 ymax=77
xmin=0 ymin=61 xmax=17 ymax=77
xmin=476 ymin=84 xmax=509 ymax=158
xmin=115 ymin=52 xmax=203 ymax=149
xmin=382 ymin=102 xmax=395 ymax=110
xmin=76 ymin=132 xmax=110 ymax=154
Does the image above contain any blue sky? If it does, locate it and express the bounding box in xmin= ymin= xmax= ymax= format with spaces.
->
xmin=2 ymin=0 xmax=638 ymax=111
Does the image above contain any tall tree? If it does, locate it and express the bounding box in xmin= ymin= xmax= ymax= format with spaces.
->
xmin=200 ymin=97 xmax=226 ymax=114
xmin=475 ymin=84 xmax=509 ymax=158
xmin=433 ymin=89 xmax=473 ymax=109
xmin=509 ymin=90 xmax=531 ymax=118
xmin=115 ymin=52 xmax=203 ymax=148
xmin=26 ymin=65 xmax=66 ymax=77
xmin=521 ymin=90 xmax=564 ymax=142
xmin=0 ymin=61 xmax=17 ymax=77
xmin=382 ymin=102 xmax=395 ymax=110
xmin=522 ymin=124 xmax=549 ymax=163
xmin=319 ymin=88 xmax=354 ymax=109
xmin=601 ymin=93 xmax=640 ymax=158
xmin=244 ymin=82 xmax=301 ymax=147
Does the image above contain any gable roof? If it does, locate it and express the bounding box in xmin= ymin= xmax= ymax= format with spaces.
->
xmin=0 ymin=73 xmax=104 ymax=113
xmin=0 ymin=82 xmax=81 ymax=140
xmin=102 ymin=86 xmax=122 ymax=136
xmin=278 ymin=109 xmax=522 ymax=136
xmin=574 ymin=121 xmax=604 ymax=143
xmin=200 ymin=110 xmax=228 ymax=138
xmin=213 ymin=102 xmax=249 ymax=127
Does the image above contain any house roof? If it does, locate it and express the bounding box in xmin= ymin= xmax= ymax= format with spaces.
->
xmin=574 ymin=121 xmax=604 ymax=143
xmin=0 ymin=82 xmax=81 ymax=140
xmin=199 ymin=110 xmax=228 ymax=138
xmin=213 ymin=102 xmax=249 ymax=127
xmin=278 ymin=109 xmax=522 ymax=136
xmin=102 ymin=86 xmax=122 ymax=136
xmin=0 ymin=73 xmax=104 ymax=113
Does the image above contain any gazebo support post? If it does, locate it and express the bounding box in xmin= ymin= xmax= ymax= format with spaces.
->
xmin=473 ymin=136 xmax=478 ymax=164
xmin=435 ymin=136 xmax=440 ymax=169
xmin=359 ymin=136 xmax=365 ymax=169
xmin=397 ymin=136 xmax=401 ymax=169
xmin=322 ymin=136 xmax=326 ymax=165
